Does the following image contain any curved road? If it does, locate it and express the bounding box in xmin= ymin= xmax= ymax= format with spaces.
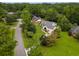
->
xmin=14 ymin=20 xmax=26 ymax=56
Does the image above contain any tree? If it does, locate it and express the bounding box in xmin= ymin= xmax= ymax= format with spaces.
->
xmin=21 ymin=8 xmax=36 ymax=35
xmin=21 ymin=9 xmax=31 ymax=24
xmin=0 ymin=7 xmax=6 ymax=21
xmin=57 ymin=14 xmax=73 ymax=31
xmin=40 ymin=28 xmax=60 ymax=46
xmin=5 ymin=14 xmax=17 ymax=24
xmin=0 ymin=23 xmax=16 ymax=56
xmin=40 ymin=8 xmax=58 ymax=21
xmin=63 ymin=5 xmax=71 ymax=18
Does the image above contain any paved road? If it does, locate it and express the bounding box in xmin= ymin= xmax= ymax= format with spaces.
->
xmin=14 ymin=20 xmax=26 ymax=56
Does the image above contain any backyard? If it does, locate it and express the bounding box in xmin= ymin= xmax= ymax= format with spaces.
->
xmin=23 ymin=23 xmax=79 ymax=56
xmin=40 ymin=32 xmax=79 ymax=56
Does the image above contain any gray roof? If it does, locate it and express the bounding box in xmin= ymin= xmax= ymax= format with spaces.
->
xmin=41 ymin=20 xmax=57 ymax=29
xmin=32 ymin=16 xmax=41 ymax=21
xmin=32 ymin=16 xmax=57 ymax=29
xmin=70 ymin=26 xmax=79 ymax=34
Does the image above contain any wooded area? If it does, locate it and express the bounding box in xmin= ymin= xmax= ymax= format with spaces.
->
xmin=1 ymin=2 xmax=79 ymax=56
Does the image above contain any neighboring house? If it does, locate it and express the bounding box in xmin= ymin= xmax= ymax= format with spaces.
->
xmin=69 ymin=26 xmax=79 ymax=37
xmin=32 ymin=16 xmax=57 ymax=36
xmin=31 ymin=16 xmax=41 ymax=23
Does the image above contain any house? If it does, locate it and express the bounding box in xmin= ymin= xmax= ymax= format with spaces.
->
xmin=41 ymin=20 xmax=57 ymax=36
xmin=32 ymin=16 xmax=57 ymax=36
xmin=31 ymin=16 xmax=41 ymax=23
xmin=69 ymin=26 xmax=79 ymax=37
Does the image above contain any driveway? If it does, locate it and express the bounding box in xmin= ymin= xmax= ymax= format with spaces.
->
xmin=14 ymin=19 xmax=26 ymax=56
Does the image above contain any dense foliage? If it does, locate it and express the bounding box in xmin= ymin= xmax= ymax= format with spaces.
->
xmin=20 ymin=3 xmax=79 ymax=55
xmin=1 ymin=3 xmax=79 ymax=28
xmin=1 ymin=2 xmax=79 ymax=55
xmin=15 ymin=3 xmax=79 ymax=32
xmin=0 ymin=23 xmax=16 ymax=56
xmin=21 ymin=8 xmax=36 ymax=38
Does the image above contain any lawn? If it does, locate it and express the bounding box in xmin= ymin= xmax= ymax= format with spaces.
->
xmin=32 ymin=24 xmax=44 ymax=46
xmin=23 ymin=23 xmax=79 ymax=56
xmin=40 ymin=32 xmax=79 ymax=56
xmin=22 ymin=23 xmax=44 ymax=48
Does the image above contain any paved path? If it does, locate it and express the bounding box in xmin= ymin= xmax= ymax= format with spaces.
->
xmin=14 ymin=20 xmax=26 ymax=56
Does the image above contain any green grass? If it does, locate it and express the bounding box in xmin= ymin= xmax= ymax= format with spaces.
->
xmin=9 ymin=28 xmax=15 ymax=40
xmin=22 ymin=31 xmax=29 ymax=48
xmin=32 ymin=24 xmax=44 ymax=46
xmin=40 ymin=32 xmax=79 ymax=56
xmin=22 ymin=23 xmax=44 ymax=48
xmin=23 ymin=23 xmax=79 ymax=56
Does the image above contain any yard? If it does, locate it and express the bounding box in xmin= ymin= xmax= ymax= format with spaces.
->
xmin=23 ymin=23 xmax=79 ymax=56
xmin=23 ymin=23 xmax=44 ymax=48
xmin=40 ymin=32 xmax=79 ymax=56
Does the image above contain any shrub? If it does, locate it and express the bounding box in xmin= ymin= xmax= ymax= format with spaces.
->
xmin=28 ymin=46 xmax=42 ymax=56
xmin=27 ymin=31 xmax=34 ymax=38
xmin=40 ymin=35 xmax=56 ymax=46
